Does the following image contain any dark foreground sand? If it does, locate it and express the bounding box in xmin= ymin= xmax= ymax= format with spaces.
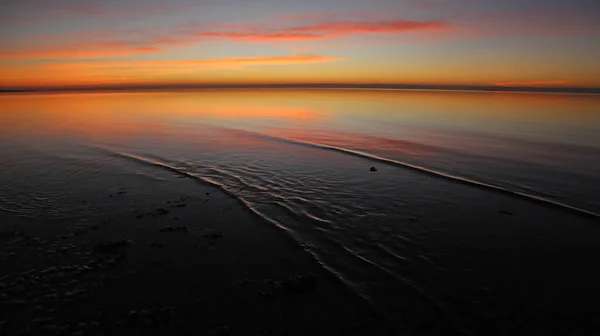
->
xmin=0 ymin=176 xmax=397 ymax=335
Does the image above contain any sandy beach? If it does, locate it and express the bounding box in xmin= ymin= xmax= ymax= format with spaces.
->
xmin=0 ymin=173 xmax=398 ymax=335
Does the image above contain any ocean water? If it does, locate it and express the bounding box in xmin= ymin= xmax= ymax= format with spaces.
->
xmin=1 ymin=89 xmax=600 ymax=332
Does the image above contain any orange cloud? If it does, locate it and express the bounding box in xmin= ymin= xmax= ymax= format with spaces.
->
xmin=0 ymin=55 xmax=346 ymax=88
xmin=40 ymin=55 xmax=345 ymax=70
xmin=1 ymin=18 xmax=452 ymax=62
xmin=194 ymin=20 xmax=453 ymax=43
xmin=495 ymin=80 xmax=571 ymax=87
xmin=196 ymin=32 xmax=326 ymax=41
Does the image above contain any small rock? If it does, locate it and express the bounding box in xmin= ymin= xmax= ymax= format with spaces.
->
xmin=370 ymin=166 xmax=377 ymax=172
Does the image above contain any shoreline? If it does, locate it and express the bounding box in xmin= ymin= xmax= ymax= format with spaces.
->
xmin=1 ymin=84 xmax=599 ymax=96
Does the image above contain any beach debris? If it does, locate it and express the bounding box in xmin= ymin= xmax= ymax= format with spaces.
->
xmin=370 ymin=166 xmax=378 ymax=172
xmin=159 ymin=226 xmax=188 ymax=233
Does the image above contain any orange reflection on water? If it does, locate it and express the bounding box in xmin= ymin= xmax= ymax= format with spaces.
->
xmin=0 ymin=90 xmax=324 ymax=142
xmin=1 ymin=89 xmax=598 ymax=153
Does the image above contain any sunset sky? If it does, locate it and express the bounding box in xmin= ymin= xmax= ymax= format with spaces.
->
xmin=1 ymin=0 xmax=599 ymax=90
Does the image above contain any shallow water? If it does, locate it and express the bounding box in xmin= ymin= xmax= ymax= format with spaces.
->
xmin=2 ymin=89 xmax=600 ymax=332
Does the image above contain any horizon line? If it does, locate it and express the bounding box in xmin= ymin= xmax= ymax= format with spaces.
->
xmin=1 ymin=83 xmax=599 ymax=95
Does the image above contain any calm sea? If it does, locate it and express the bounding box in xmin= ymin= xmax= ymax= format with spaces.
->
xmin=2 ymin=89 xmax=600 ymax=332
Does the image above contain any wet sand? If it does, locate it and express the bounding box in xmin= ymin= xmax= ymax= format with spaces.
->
xmin=0 ymin=176 xmax=396 ymax=335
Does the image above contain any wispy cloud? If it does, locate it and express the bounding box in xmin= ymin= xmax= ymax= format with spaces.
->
xmin=186 ymin=19 xmax=454 ymax=44
xmin=40 ymin=55 xmax=345 ymax=70
xmin=1 ymin=17 xmax=453 ymax=61
xmin=195 ymin=32 xmax=326 ymax=41
xmin=1 ymin=54 xmax=346 ymax=88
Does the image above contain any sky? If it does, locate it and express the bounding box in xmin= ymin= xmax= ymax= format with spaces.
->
xmin=1 ymin=0 xmax=599 ymax=90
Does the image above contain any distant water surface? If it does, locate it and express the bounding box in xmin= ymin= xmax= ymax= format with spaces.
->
xmin=1 ymin=89 xmax=600 ymax=333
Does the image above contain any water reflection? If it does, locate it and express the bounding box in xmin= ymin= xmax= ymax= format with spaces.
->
xmin=1 ymin=89 xmax=599 ymax=213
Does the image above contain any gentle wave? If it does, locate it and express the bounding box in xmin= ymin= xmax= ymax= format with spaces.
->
xmin=92 ymin=136 xmax=600 ymax=331
xmin=229 ymin=130 xmax=600 ymax=221
xmin=95 ymin=147 xmax=423 ymax=323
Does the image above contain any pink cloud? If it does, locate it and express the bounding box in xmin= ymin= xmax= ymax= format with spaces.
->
xmin=195 ymin=32 xmax=327 ymax=41
xmin=275 ymin=11 xmax=390 ymax=23
xmin=189 ymin=20 xmax=454 ymax=44
xmin=9 ymin=8 xmax=596 ymax=63
xmin=1 ymin=17 xmax=454 ymax=61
